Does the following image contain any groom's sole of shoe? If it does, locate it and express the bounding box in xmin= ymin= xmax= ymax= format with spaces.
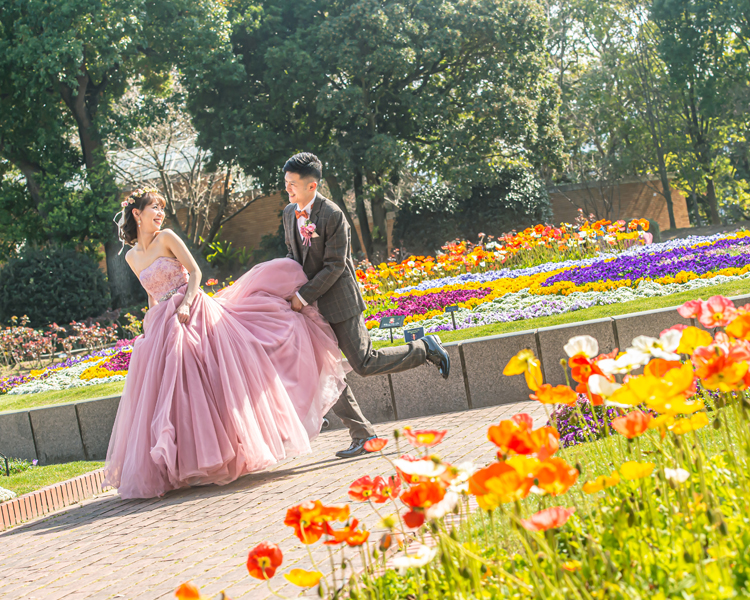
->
xmin=423 ymin=334 xmax=450 ymax=379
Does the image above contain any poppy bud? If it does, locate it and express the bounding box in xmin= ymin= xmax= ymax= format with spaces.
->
xmin=575 ymin=462 xmax=584 ymax=477
xmin=480 ymin=564 xmax=488 ymax=574
xmin=393 ymin=429 xmax=401 ymax=440
xmin=459 ymin=567 xmax=471 ymax=579
xmin=713 ymin=417 xmax=722 ymax=430
xmin=683 ymin=550 xmax=693 ymax=563
xmin=719 ymin=521 xmax=729 ymax=536
xmin=450 ymin=528 xmax=459 ymax=541
xmin=318 ymin=583 xmax=325 ymax=598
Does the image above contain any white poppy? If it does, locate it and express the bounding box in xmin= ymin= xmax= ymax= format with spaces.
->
xmin=425 ymin=491 xmax=459 ymax=520
xmin=630 ymin=330 xmax=681 ymax=361
xmin=597 ymin=350 xmax=650 ymax=375
xmin=564 ymin=335 xmax=599 ymax=358
xmin=587 ymin=374 xmax=621 ymax=398
xmin=663 ymin=468 xmax=690 ymax=484
xmin=392 ymin=545 xmax=438 ymax=572
xmin=394 ymin=458 xmax=446 ymax=479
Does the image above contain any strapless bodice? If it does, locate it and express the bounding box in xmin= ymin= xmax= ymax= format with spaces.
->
xmin=139 ymin=256 xmax=189 ymax=301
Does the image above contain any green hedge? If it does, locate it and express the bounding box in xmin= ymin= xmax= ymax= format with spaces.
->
xmin=393 ymin=168 xmax=552 ymax=254
xmin=0 ymin=248 xmax=110 ymax=327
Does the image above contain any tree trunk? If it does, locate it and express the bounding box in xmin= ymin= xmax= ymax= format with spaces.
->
xmin=689 ymin=190 xmax=703 ymax=227
xmin=370 ymin=181 xmax=388 ymax=256
xmin=105 ymin=229 xmax=146 ymax=309
xmin=353 ymin=168 xmax=373 ymax=260
xmin=657 ymin=167 xmax=676 ymax=230
xmin=326 ymin=175 xmax=361 ymax=255
xmin=705 ymin=177 xmax=721 ymax=225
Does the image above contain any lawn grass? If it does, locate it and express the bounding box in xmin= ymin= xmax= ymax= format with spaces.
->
xmin=0 ymin=380 xmax=125 ymax=414
xmin=373 ymin=277 xmax=750 ymax=348
xmin=0 ymin=461 xmax=104 ymax=497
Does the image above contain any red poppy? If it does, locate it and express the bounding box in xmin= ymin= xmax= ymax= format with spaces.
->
xmin=371 ymin=475 xmax=401 ymax=503
xmin=246 ymin=541 xmax=283 ymax=580
xmin=403 ymin=509 xmax=426 ymax=529
xmin=348 ymin=476 xmax=380 ymax=502
xmin=520 ymin=507 xmax=576 ymax=532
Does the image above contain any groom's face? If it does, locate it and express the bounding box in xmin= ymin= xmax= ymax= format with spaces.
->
xmin=285 ymin=172 xmax=317 ymax=207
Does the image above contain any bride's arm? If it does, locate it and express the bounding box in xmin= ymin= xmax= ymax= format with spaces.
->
xmin=161 ymin=230 xmax=202 ymax=323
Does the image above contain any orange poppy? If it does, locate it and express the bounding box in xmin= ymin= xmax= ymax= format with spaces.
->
xmin=403 ymin=426 xmax=447 ymax=447
xmin=284 ymin=500 xmax=349 ymax=544
xmin=363 ymin=438 xmax=388 ymax=452
xmin=469 ymin=460 xmax=535 ymax=508
xmin=692 ymin=343 xmax=750 ymax=391
xmin=175 ymin=582 xmax=205 ymax=600
xmin=324 ymin=518 xmax=366 ymax=545
xmin=727 ymin=314 xmax=750 ymax=341
xmin=400 ymin=481 xmax=446 ymax=509
xmin=520 ymin=507 xmax=576 ymax=532
xmin=534 ymin=458 xmax=578 ymax=496
xmin=530 ymin=383 xmax=578 ymax=406
xmin=610 ymin=411 xmax=653 ymax=439
xmin=246 ymin=541 xmax=283 ymax=580
xmin=644 ymin=359 xmax=681 ymax=378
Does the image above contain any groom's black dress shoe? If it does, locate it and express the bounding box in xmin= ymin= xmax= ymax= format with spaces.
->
xmin=423 ymin=335 xmax=450 ymax=379
xmin=336 ymin=435 xmax=377 ymax=459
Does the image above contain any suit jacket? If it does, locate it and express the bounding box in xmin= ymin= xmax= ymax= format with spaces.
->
xmin=284 ymin=193 xmax=366 ymax=324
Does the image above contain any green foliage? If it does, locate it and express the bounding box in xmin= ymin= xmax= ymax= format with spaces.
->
xmin=0 ymin=457 xmax=35 ymax=476
xmin=393 ymin=169 xmax=552 ymax=253
xmin=0 ymin=249 xmax=110 ymax=328
xmin=256 ymin=219 xmax=288 ymax=262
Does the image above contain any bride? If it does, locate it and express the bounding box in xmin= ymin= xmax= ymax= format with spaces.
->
xmin=104 ymin=187 xmax=347 ymax=499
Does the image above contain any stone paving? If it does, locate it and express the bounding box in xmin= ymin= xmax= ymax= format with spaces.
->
xmin=0 ymin=401 xmax=546 ymax=600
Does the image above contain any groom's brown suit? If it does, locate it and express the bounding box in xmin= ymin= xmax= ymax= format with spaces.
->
xmin=284 ymin=193 xmax=427 ymax=439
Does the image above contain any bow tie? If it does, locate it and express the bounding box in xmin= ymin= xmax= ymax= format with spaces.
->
xmin=295 ymin=209 xmax=309 ymax=220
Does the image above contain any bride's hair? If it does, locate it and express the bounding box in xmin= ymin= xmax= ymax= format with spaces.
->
xmin=118 ymin=187 xmax=166 ymax=246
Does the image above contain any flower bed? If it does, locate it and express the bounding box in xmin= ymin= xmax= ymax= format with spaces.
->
xmin=364 ymin=230 xmax=750 ymax=340
xmin=176 ymin=295 xmax=750 ymax=600
xmin=2 ymin=345 xmax=132 ymax=396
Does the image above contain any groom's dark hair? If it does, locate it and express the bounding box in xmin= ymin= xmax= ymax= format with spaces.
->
xmin=283 ymin=152 xmax=322 ymax=182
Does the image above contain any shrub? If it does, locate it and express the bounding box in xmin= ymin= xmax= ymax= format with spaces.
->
xmin=0 ymin=248 xmax=110 ymax=328
xmin=393 ymin=168 xmax=552 ymax=254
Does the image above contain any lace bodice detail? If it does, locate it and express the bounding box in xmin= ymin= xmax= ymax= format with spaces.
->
xmin=139 ymin=256 xmax=189 ymax=301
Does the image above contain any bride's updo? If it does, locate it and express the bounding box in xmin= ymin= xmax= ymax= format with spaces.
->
xmin=117 ymin=187 xmax=166 ymax=246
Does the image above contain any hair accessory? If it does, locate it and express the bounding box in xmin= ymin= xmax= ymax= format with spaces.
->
xmin=121 ymin=186 xmax=160 ymax=208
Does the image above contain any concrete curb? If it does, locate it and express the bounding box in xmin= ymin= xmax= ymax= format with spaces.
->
xmin=2 ymin=293 xmax=748 ymax=468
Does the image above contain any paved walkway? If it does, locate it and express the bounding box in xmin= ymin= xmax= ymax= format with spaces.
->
xmin=0 ymin=402 xmax=546 ymax=600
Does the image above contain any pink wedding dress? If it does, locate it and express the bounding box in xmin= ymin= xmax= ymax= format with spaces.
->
xmin=104 ymin=257 xmax=347 ymax=499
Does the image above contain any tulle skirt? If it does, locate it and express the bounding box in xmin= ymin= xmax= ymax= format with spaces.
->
xmin=104 ymin=258 xmax=346 ymax=499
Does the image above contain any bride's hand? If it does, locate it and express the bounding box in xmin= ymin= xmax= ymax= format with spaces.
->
xmin=176 ymin=301 xmax=190 ymax=323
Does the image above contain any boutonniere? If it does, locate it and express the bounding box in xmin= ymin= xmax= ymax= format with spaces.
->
xmin=300 ymin=220 xmax=319 ymax=246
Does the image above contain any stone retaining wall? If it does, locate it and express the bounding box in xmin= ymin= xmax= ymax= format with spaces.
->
xmin=2 ymin=297 xmax=748 ymax=466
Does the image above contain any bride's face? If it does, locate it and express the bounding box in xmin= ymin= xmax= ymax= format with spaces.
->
xmin=134 ymin=198 xmax=165 ymax=234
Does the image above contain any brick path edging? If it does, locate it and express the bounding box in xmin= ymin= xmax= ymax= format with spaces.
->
xmin=0 ymin=468 xmax=110 ymax=531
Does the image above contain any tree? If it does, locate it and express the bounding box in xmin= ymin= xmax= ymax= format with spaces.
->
xmin=0 ymin=0 xmax=239 ymax=305
xmin=190 ymin=0 xmax=564 ymax=261
xmin=108 ymin=87 xmax=263 ymax=261
xmin=651 ymin=0 xmax=748 ymax=224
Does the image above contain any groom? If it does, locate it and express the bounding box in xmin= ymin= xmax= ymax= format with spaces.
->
xmin=282 ymin=153 xmax=451 ymax=458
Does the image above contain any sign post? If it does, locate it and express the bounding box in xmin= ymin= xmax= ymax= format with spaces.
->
xmin=378 ymin=315 xmax=406 ymax=343
xmin=445 ymin=305 xmax=459 ymax=330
